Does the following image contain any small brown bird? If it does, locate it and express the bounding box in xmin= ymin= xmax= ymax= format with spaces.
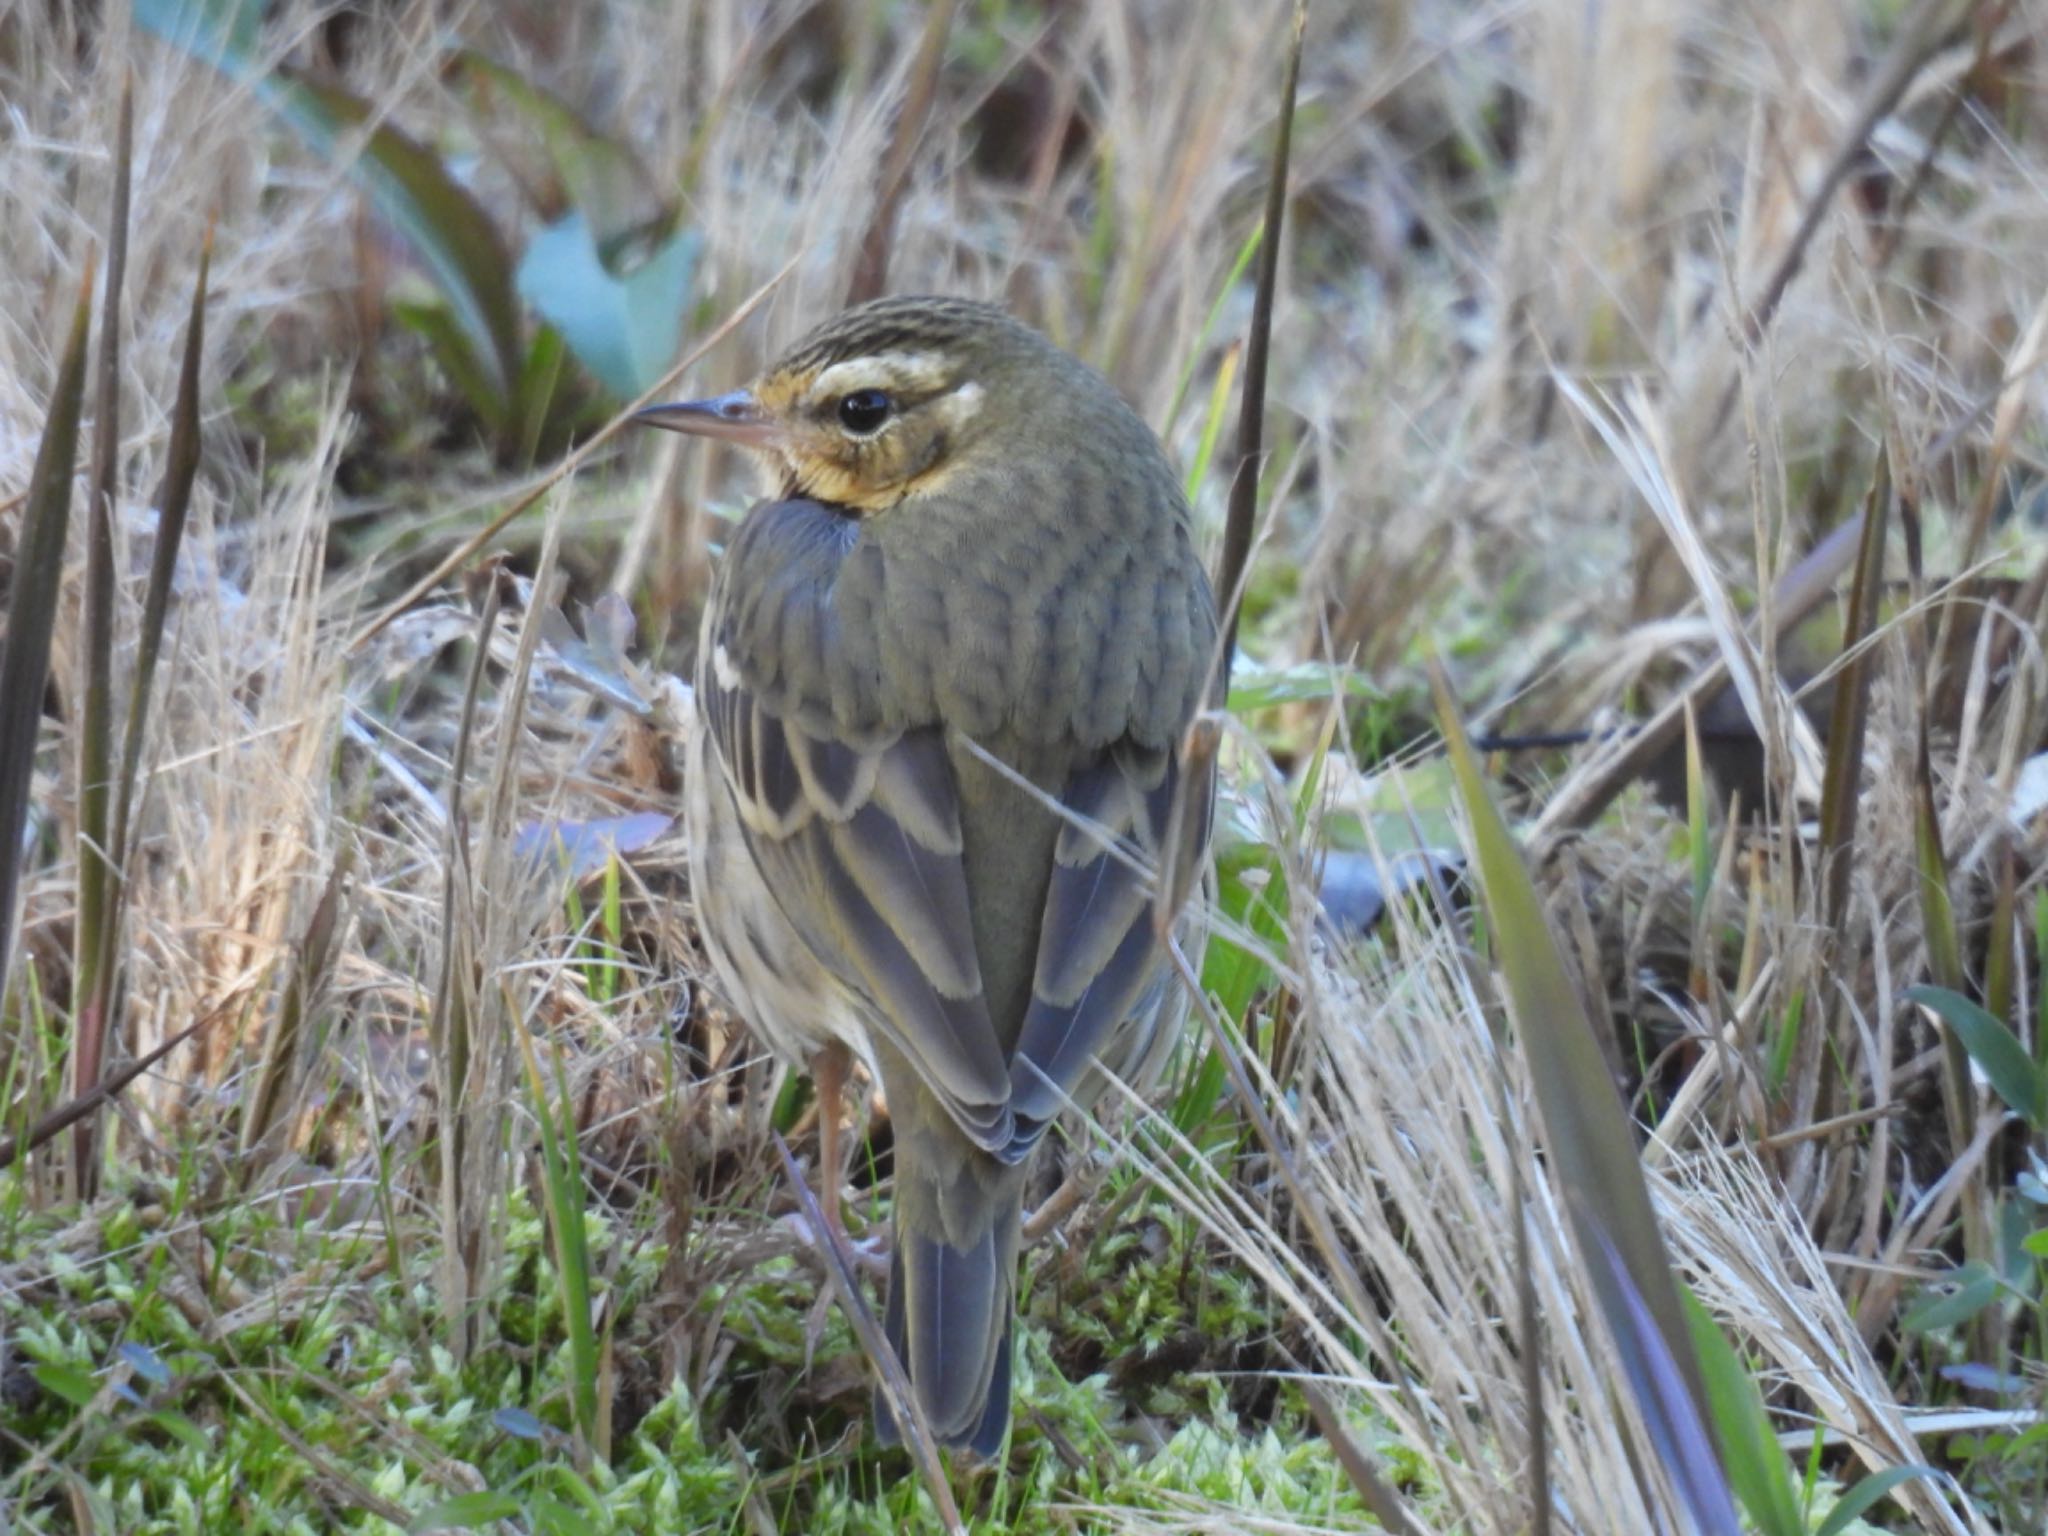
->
xmin=637 ymin=296 xmax=1216 ymax=1455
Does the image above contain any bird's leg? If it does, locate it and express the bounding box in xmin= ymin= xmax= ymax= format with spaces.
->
xmin=811 ymin=1039 xmax=855 ymax=1240
xmin=804 ymin=1041 xmax=889 ymax=1278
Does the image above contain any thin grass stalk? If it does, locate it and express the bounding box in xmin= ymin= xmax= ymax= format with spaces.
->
xmin=1914 ymin=734 xmax=1975 ymax=1166
xmin=1807 ymin=456 xmax=1890 ymax=1130
xmin=71 ymin=81 xmax=133 ymax=1198
xmin=238 ymin=854 xmax=349 ymax=1159
xmin=1211 ymin=0 xmax=1305 ymax=701
xmin=0 ymin=257 xmax=94 ymax=1014
xmin=1300 ymin=1382 xmax=1426 ymax=1536
xmin=1182 ymin=340 xmax=1241 ymax=503
xmin=428 ymin=574 xmax=501 ymax=1358
xmin=771 ymin=1133 xmax=964 ymax=1533
xmin=348 ymin=256 xmax=797 ymax=654
xmin=1533 ymin=512 xmax=1865 ymax=845
xmin=0 ymin=1003 xmax=224 ymax=1172
xmin=110 ymin=233 xmax=208 ymax=886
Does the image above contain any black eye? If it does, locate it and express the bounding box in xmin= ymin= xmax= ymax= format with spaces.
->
xmin=837 ymin=389 xmax=893 ymax=434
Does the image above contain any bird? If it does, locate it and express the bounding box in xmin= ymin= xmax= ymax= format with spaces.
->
xmin=635 ymin=295 xmax=1217 ymax=1457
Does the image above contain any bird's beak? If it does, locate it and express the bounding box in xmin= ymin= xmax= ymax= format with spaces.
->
xmin=631 ymin=389 xmax=777 ymax=447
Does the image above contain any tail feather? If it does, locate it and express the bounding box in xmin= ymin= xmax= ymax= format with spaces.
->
xmin=873 ymin=1214 xmax=1015 ymax=1455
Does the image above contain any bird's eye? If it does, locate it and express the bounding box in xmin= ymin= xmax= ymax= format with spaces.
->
xmin=837 ymin=389 xmax=893 ymax=434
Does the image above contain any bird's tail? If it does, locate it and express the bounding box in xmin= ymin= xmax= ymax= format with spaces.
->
xmin=874 ymin=1199 xmax=1018 ymax=1457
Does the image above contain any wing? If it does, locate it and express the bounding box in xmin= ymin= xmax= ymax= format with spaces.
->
xmin=699 ymin=637 xmax=1015 ymax=1151
xmin=1003 ymin=737 xmax=1215 ymax=1158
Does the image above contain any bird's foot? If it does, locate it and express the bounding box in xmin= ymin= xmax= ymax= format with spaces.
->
xmin=780 ymin=1208 xmax=890 ymax=1279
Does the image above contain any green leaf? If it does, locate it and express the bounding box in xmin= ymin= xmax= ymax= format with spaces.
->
xmin=517 ymin=212 xmax=699 ymax=398
xmin=148 ymin=1409 xmax=212 ymax=1453
xmin=393 ymin=300 xmax=509 ymax=438
xmin=1434 ymin=670 xmax=1738 ymax=1536
xmin=1901 ymin=1261 xmax=2001 ymax=1334
xmin=1814 ymin=1465 xmax=1939 ymax=1536
xmin=0 ymin=261 xmax=92 ymax=1008
xmin=138 ymin=1 xmax=525 ymax=423
xmin=285 ymin=77 xmax=524 ymax=406
xmin=1227 ymin=660 xmax=1382 ymax=713
xmin=33 ymin=1363 xmax=100 ymax=1408
xmin=1681 ymin=1291 xmax=1802 ymax=1536
xmin=456 ymin=52 xmax=668 ymax=257
xmin=1904 ymin=985 xmax=2044 ymax=1130
xmin=411 ymin=1492 xmax=524 ymax=1529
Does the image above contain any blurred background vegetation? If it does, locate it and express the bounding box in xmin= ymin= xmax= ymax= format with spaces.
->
xmin=2 ymin=0 xmax=2047 ymax=1531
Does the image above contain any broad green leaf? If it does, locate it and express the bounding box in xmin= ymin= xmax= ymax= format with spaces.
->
xmin=1901 ymin=1260 xmax=2001 ymax=1334
xmin=1814 ymin=1466 xmax=1939 ymax=1536
xmin=393 ymin=300 xmax=508 ymax=437
xmin=284 ymin=78 xmax=524 ymax=405
xmin=1227 ymin=660 xmax=1382 ymax=714
xmin=456 ymin=52 xmax=668 ymax=259
xmin=33 ymin=1362 xmax=100 ymax=1408
xmin=149 ymin=1409 xmax=212 ymax=1453
xmin=1904 ymin=985 xmax=2044 ymax=1130
xmin=138 ymin=0 xmax=524 ymax=416
xmin=517 ymin=212 xmax=699 ymax=398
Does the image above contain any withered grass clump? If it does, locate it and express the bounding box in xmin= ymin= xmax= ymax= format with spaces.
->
xmin=2 ymin=2 xmax=2045 ymax=1532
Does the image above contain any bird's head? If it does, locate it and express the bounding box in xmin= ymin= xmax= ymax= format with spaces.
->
xmin=634 ymin=296 xmax=1082 ymax=515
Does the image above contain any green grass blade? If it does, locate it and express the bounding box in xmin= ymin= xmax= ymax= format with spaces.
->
xmin=1681 ymin=1290 xmax=1803 ymax=1536
xmin=1814 ymin=1465 xmax=1940 ymax=1536
xmin=73 ymin=81 xmax=133 ymax=1196
xmin=1164 ymin=222 xmax=1264 ymax=432
xmin=111 ymin=231 xmax=209 ymax=884
xmin=1211 ymin=0 xmax=1305 ymax=699
xmin=1182 ymin=340 xmax=1241 ymax=502
xmin=0 ymin=257 xmax=94 ymax=1009
xmin=514 ymin=1014 xmax=601 ymax=1460
xmin=1434 ymin=666 xmax=1737 ymax=1533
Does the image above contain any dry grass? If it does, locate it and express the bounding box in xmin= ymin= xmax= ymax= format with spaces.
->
xmin=3 ymin=0 xmax=2047 ymax=1531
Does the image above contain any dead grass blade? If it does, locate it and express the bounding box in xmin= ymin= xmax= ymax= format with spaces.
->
xmin=0 ymin=1004 xmax=223 ymax=1172
xmin=1738 ymin=0 xmax=1970 ymax=344
xmin=237 ymin=852 xmax=350 ymax=1160
xmin=769 ymin=1133 xmax=964 ymax=1534
xmin=1814 ymin=456 xmax=1889 ymax=938
xmin=1301 ymin=1380 xmax=1427 ymax=1536
xmin=846 ymin=0 xmax=958 ymax=306
xmin=0 ymin=255 xmax=93 ymax=1008
xmin=1533 ymin=512 xmax=1865 ymax=846
xmin=1794 ymin=454 xmax=1890 ymax=1136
